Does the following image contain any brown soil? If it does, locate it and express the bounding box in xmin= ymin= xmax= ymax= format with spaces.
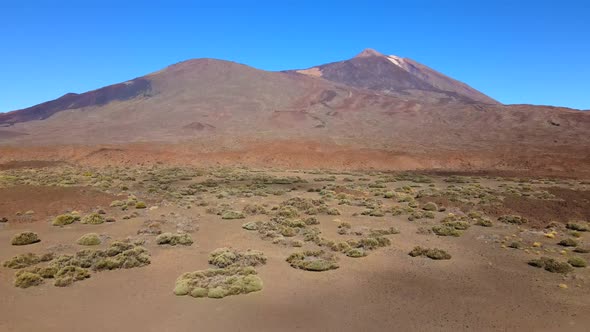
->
xmin=0 ymin=160 xmax=66 ymax=170
xmin=0 ymin=186 xmax=118 ymax=223
xmin=419 ymin=188 xmax=590 ymax=228
xmin=482 ymin=188 xmax=590 ymax=227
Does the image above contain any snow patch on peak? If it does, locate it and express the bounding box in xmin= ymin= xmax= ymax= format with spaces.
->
xmin=386 ymin=55 xmax=405 ymax=68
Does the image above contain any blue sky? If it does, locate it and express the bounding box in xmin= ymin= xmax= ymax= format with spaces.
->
xmin=1 ymin=0 xmax=589 ymax=112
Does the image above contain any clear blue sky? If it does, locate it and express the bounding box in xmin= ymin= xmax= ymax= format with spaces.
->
xmin=1 ymin=0 xmax=589 ymax=112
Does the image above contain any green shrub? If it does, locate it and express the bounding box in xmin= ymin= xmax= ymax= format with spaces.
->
xmin=242 ymin=204 xmax=267 ymax=215
xmin=53 ymin=266 xmax=91 ymax=287
xmin=432 ymin=225 xmax=461 ymax=237
xmin=3 ymin=252 xmax=52 ymax=269
xmin=77 ymin=233 xmax=101 ymax=246
xmin=558 ymin=238 xmax=578 ymax=247
xmin=568 ymin=256 xmax=587 ymax=268
xmin=208 ymin=248 xmax=267 ymax=268
xmin=528 ymin=257 xmax=573 ymax=273
xmin=286 ymin=250 xmax=339 ymax=271
xmin=135 ymin=201 xmax=147 ymax=209
xmin=508 ymin=242 xmax=523 ymax=249
xmin=11 ymin=232 xmax=40 ymax=245
xmin=14 ymin=271 xmax=43 ymax=288
xmin=345 ymin=248 xmax=366 ymax=258
xmin=276 ymin=206 xmax=299 ymax=219
xmin=52 ymin=213 xmax=81 ymax=226
xmin=566 ymin=222 xmax=589 ymax=232
xmin=241 ymin=221 xmax=260 ymax=231
xmin=498 ymin=215 xmax=528 ymax=225
xmin=174 ymin=266 xmax=263 ymax=299
xmin=326 ymin=208 xmax=341 ymax=216
xmin=291 ymin=239 xmax=304 ymax=247
xmin=422 ymin=202 xmax=438 ymax=211
xmin=156 ymin=233 xmax=194 ymax=246
xmin=409 ymin=246 xmax=451 ymax=260
xmin=475 ymin=218 xmax=493 ymax=227
xmin=221 ymin=210 xmax=245 ymax=220
xmin=81 ymin=213 xmax=105 ymax=225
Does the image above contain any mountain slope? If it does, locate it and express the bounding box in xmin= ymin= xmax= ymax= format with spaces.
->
xmin=0 ymin=51 xmax=588 ymax=175
xmin=290 ymin=49 xmax=498 ymax=104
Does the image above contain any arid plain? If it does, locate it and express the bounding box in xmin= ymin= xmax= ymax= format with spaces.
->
xmin=1 ymin=163 xmax=589 ymax=331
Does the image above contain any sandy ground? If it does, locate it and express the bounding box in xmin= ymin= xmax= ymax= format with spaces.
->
xmin=1 ymin=171 xmax=589 ymax=332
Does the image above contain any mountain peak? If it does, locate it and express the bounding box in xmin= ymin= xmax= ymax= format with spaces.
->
xmin=355 ymin=48 xmax=385 ymax=58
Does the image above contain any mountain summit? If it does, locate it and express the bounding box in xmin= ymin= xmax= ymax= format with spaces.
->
xmin=354 ymin=48 xmax=385 ymax=58
xmin=293 ymin=48 xmax=498 ymax=104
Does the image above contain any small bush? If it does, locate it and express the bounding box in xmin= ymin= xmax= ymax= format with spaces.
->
xmin=221 ymin=210 xmax=245 ymax=220
xmin=528 ymin=257 xmax=573 ymax=273
xmin=422 ymin=202 xmax=438 ymax=211
xmin=409 ymin=246 xmax=451 ymax=260
xmin=14 ymin=271 xmax=43 ymax=288
xmin=3 ymin=252 xmax=52 ymax=269
xmin=174 ymin=266 xmax=263 ymax=299
xmin=432 ymin=225 xmax=461 ymax=237
xmin=242 ymin=204 xmax=267 ymax=215
xmin=208 ymin=248 xmax=267 ymax=268
xmin=568 ymin=256 xmax=587 ymax=268
xmin=77 ymin=233 xmax=101 ymax=246
xmin=345 ymin=248 xmax=366 ymax=258
xmin=52 ymin=214 xmax=81 ymax=226
xmin=558 ymin=238 xmax=578 ymax=247
xmin=276 ymin=206 xmax=299 ymax=219
xmin=53 ymin=266 xmax=91 ymax=287
xmin=508 ymin=242 xmax=523 ymax=249
xmin=81 ymin=213 xmax=105 ymax=225
xmin=286 ymin=250 xmax=339 ymax=271
xmin=156 ymin=233 xmax=194 ymax=246
xmin=326 ymin=208 xmax=341 ymax=216
xmin=11 ymin=232 xmax=40 ymax=246
xmin=475 ymin=218 xmax=493 ymax=227
xmin=241 ymin=221 xmax=260 ymax=231
xmin=135 ymin=202 xmax=147 ymax=209
xmin=498 ymin=215 xmax=528 ymax=225
xmin=566 ymin=222 xmax=589 ymax=232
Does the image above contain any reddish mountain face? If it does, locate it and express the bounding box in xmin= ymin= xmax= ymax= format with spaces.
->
xmin=290 ymin=48 xmax=498 ymax=104
xmin=0 ymin=50 xmax=588 ymax=175
xmin=0 ymin=78 xmax=151 ymax=126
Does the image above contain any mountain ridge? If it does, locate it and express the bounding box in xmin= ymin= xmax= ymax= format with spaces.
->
xmin=0 ymin=49 xmax=588 ymax=175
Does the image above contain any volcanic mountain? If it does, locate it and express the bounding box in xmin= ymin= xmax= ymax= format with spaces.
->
xmin=0 ymin=49 xmax=589 ymax=174
xmin=289 ymin=48 xmax=498 ymax=104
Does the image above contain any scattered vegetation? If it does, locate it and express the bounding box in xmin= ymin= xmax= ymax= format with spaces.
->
xmin=568 ymin=256 xmax=587 ymax=268
xmin=528 ymin=257 xmax=573 ymax=273
xmin=52 ymin=213 xmax=81 ymax=226
xmin=409 ymin=246 xmax=451 ymax=260
xmin=566 ymin=222 xmax=589 ymax=232
xmin=208 ymin=248 xmax=267 ymax=268
xmin=155 ymin=233 xmax=194 ymax=246
xmin=286 ymin=250 xmax=339 ymax=271
xmin=14 ymin=271 xmax=44 ymax=288
xmin=77 ymin=233 xmax=102 ymax=246
xmin=11 ymin=232 xmax=40 ymax=246
xmin=3 ymin=252 xmax=54 ymax=269
xmin=221 ymin=210 xmax=245 ymax=220
xmin=174 ymin=266 xmax=263 ymax=299
xmin=498 ymin=215 xmax=528 ymax=225
xmin=558 ymin=238 xmax=579 ymax=247
xmin=81 ymin=213 xmax=105 ymax=225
